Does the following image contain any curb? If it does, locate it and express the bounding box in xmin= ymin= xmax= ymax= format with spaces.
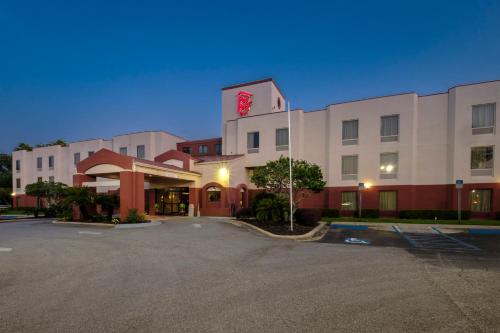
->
xmin=230 ymin=220 xmax=328 ymax=241
xmin=52 ymin=221 xmax=116 ymax=228
xmin=115 ymin=222 xmax=162 ymax=229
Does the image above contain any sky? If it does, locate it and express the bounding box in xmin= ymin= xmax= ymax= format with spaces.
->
xmin=1 ymin=0 xmax=500 ymax=153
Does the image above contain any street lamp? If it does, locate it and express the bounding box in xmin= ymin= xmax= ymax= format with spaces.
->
xmin=358 ymin=183 xmax=365 ymax=219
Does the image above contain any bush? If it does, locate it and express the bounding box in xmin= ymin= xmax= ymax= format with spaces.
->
xmin=354 ymin=209 xmax=380 ymax=218
xmin=321 ymin=208 xmax=340 ymax=218
xmin=399 ymin=210 xmax=471 ymax=220
xmin=294 ymin=208 xmax=322 ymax=226
xmin=251 ymin=192 xmax=278 ymax=216
xmin=90 ymin=214 xmax=107 ymax=222
xmin=255 ymin=194 xmax=289 ymax=222
xmin=235 ymin=207 xmax=253 ymax=219
xmin=125 ymin=208 xmax=146 ymax=224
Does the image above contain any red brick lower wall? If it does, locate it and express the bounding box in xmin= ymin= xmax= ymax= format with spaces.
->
xmin=12 ymin=194 xmax=37 ymax=208
xmin=247 ymin=183 xmax=500 ymax=218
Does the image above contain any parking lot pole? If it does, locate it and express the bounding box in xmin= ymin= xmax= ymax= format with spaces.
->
xmin=358 ymin=183 xmax=365 ymax=219
xmin=458 ymin=188 xmax=461 ymax=224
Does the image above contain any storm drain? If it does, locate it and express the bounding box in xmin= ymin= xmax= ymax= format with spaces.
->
xmin=393 ymin=226 xmax=480 ymax=252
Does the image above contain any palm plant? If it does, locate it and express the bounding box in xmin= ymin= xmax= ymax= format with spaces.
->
xmin=64 ymin=187 xmax=94 ymax=221
xmin=95 ymin=194 xmax=119 ymax=220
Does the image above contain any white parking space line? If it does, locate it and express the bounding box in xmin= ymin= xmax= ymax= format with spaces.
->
xmin=0 ymin=247 xmax=13 ymax=252
xmin=78 ymin=231 xmax=102 ymax=235
xmin=192 ymin=224 xmax=202 ymax=228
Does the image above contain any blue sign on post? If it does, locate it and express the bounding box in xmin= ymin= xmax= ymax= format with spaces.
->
xmin=455 ymin=179 xmax=463 ymax=189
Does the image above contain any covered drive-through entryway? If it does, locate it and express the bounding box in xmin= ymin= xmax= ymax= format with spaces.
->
xmin=73 ymin=149 xmax=201 ymax=220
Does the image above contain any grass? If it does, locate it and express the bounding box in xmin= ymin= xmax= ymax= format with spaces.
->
xmin=322 ymin=217 xmax=500 ymax=226
xmin=0 ymin=209 xmax=33 ymax=215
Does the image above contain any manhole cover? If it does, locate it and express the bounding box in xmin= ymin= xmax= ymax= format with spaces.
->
xmin=344 ymin=238 xmax=371 ymax=245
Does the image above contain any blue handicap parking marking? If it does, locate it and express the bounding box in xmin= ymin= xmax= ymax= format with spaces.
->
xmin=468 ymin=229 xmax=500 ymax=235
xmin=344 ymin=237 xmax=371 ymax=245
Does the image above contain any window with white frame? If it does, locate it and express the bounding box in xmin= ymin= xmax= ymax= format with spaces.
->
xmin=88 ymin=151 xmax=94 ymax=157
xmin=182 ymin=147 xmax=192 ymax=154
xmin=15 ymin=160 xmax=20 ymax=172
xmin=37 ymin=177 xmax=42 ymax=183
xmin=16 ymin=178 xmax=21 ymax=189
xmin=74 ymin=153 xmax=80 ymax=165
xmin=341 ymin=192 xmax=357 ymax=210
xmin=137 ymin=145 xmax=145 ymax=159
xmin=471 ymin=146 xmax=494 ymax=176
xmin=48 ymin=155 xmax=54 ymax=169
xmin=198 ymin=145 xmax=208 ymax=155
xmin=379 ymin=191 xmax=397 ymax=210
xmin=470 ymin=189 xmax=492 ymax=212
xmin=49 ymin=176 xmax=54 ymax=183
xmin=341 ymin=155 xmax=358 ymax=180
xmin=342 ymin=120 xmax=358 ymax=145
xmin=247 ymin=132 xmax=259 ymax=153
xmin=381 ymin=115 xmax=399 ymax=142
xmin=215 ymin=143 xmax=222 ymax=155
xmin=119 ymin=147 xmax=127 ymax=155
xmin=36 ymin=157 xmax=42 ymax=170
xmin=380 ymin=152 xmax=398 ymax=179
xmin=472 ymin=103 xmax=496 ymax=134
xmin=275 ymin=128 xmax=289 ymax=150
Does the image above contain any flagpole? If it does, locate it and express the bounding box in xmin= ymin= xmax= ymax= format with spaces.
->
xmin=287 ymin=101 xmax=293 ymax=232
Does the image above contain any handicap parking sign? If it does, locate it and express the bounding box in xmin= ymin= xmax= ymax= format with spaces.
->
xmin=456 ymin=179 xmax=463 ymax=189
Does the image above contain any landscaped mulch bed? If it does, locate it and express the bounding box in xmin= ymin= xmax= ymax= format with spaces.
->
xmin=240 ymin=219 xmax=317 ymax=236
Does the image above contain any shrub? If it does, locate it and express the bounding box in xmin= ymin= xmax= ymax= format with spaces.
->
xmin=321 ymin=208 xmax=340 ymax=218
xmin=235 ymin=207 xmax=253 ymax=219
xmin=294 ymin=208 xmax=322 ymax=226
xmin=90 ymin=214 xmax=107 ymax=222
xmin=125 ymin=208 xmax=146 ymax=224
xmin=354 ymin=209 xmax=380 ymax=218
xmin=251 ymin=192 xmax=277 ymax=216
xmin=399 ymin=210 xmax=471 ymax=220
xmin=255 ymin=194 xmax=289 ymax=222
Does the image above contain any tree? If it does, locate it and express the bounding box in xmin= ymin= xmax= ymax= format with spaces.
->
xmin=14 ymin=143 xmax=32 ymax=151
xmin=25 ymin=181 xmax=48 ymax=216
xmin=95 ymin=194 xmax=119 ymax=220
xmin=64 ymin=187 xmax=95 ymax=220
xmin=251 ymin=156 xmax=326 ymax=210
xmin=0 ymin=154 xmax=12 ymax=205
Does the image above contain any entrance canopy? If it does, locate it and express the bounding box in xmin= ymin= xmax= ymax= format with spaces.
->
xmin=74 ymin=148 xmax=201 ymax=219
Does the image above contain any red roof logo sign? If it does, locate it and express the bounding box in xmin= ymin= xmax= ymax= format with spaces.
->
xmin=237 ymin=91 xmax=253 ymax=116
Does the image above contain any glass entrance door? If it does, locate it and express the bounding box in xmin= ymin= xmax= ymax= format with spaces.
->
xmin=155 ymin=188 xmax=189 ymax=215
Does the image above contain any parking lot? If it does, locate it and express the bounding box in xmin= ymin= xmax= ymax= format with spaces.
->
xmin=1 ymin=218 xmax=500 ymax=332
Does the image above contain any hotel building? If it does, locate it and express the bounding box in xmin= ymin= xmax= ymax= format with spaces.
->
xmin=12 ymin=78 xmax=500 ymax=218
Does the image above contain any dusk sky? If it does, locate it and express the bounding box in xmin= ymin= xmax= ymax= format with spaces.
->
xmin=1 ymin=0 xmax=500 ymax=153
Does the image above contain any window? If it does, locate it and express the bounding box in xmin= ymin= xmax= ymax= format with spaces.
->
xmin=472 ymin=103 xmax=496 ymax=134
xmin=198 ymin=145 xmax=208 ymax=155
xmin=49 ymin=176 xmax=54 ymax=183
xmin=119 ymin=147 xmax=127 ymax=155
xmin=15 ymin=160 xmax=20 ymax=172
xmin=37 ymin=177 xmax=42 ymax=183
xmin=471 ymin=146 xmax=494 ymax=176
xmin=247 ymin=132 xmax=259 ymax=153
xmin=342 ymin=120 xmax=359 ymax=145
xmin=88 ymin=151 xmax=94 ymax=157
xmin=381 ymin=115 xmax=399 ymax=142
xmin=275 ymin=128 xmax=289 ymax=150
xmin=182 ymin=147 xmax=192 ymax=154
xmin=137 ymin=145 xmax=145 ymax=159
xmin=207 ymin=186 xmax=221 ymax=202
xmin=380 ymin=152 xmax=398 ymax=179
xmin=48 ymin=156 xmax=54 ymax=169
xmin=341 ymin=155 xmax=358 ymax=180
xmin=379 ymin=191 xmax=397 ymax=211
xmin=16 ymin=178 xmax=21 ymax=189
xmin=74 ymin=153 xmax=81 ymax=165
xmin=215 ymin=143 xmax=222 ymax=155
xmin=470 ymin=189 xmax=492 ymax=212
xmin=341 ymin=192 xmax=357 ymax=210
xmin=36 ymin=157 xmax=42 ymax=170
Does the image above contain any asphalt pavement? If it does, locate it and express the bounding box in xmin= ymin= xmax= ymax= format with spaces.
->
xmin=1 ymin=218 xmax=500 ymax=332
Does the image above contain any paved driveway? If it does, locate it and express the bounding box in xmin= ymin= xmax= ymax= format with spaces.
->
xmin=1 ymin=218 xmax=499 ymax=332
